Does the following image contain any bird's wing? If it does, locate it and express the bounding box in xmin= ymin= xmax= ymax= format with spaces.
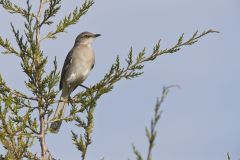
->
xmin=91 ymin=52 xmax=95 ymax=70
xmin=91 ymin=61 xmax=95 ymax=70
xmin=60 ymin=49 xmax=73 ymax=90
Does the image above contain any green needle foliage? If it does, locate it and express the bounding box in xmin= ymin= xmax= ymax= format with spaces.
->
xmin=132 ymin=86 xmax=173 ymax=160
xmin=227 ymin=153 xmax=231 ymax=160
xmin=0 ymin=0 xmax=218 ymax=160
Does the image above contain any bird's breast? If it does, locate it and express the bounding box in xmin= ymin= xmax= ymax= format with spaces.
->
xmin=72 ymin=47 xmax=95 ymax=80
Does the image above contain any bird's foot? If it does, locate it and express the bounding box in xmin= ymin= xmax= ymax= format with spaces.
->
xmin=79 ymin=84 xmax=89 ymax=90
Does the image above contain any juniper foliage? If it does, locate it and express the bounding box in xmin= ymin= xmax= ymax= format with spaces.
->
xmin=132 ymin=86 xmax=173 ymax=160
xmin=0 ymin=0 xmax=218 ymax=159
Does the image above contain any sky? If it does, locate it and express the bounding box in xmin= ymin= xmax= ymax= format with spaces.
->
xmin=0 ymin=0 xmax=239 ymax=160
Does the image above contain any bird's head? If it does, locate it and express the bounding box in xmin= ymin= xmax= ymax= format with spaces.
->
xmin=75 ymin=32 xmax=101 ymax=46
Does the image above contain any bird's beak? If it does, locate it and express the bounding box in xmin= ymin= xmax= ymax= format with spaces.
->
xmin=94 ymin=34 xmax=101 ymax=37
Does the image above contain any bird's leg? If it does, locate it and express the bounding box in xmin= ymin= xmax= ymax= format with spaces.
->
xmin=79 ymin=84 xmax=89 ymax=90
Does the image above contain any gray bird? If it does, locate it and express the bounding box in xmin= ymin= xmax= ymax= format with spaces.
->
xmin=50 ymin=32 xmax=101 ymax=133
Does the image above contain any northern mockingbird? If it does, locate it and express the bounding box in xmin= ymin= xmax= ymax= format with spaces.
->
xmin=50 ymin=32 xmax=101 ymax=133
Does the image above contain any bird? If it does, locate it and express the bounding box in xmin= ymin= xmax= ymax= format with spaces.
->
xmin=50 ymin=32 xmax=101 ymax=133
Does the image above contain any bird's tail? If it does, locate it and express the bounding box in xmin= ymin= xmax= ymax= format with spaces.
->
xmin=49 ymin=95 xmax=68 ymax=133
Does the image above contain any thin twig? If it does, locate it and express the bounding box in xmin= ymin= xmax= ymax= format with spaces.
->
xmin=36 ymin=1 xmax=48 ymax=160
xmin=12 ymin=90 xmax=38 ymax=101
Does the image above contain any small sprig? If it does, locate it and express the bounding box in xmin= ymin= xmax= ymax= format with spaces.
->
xmin=40 ymin=0 xmax=62 ymax=27
xmin=132 ymin=144 xmax=143 ymax=160
xmin=142 ymin=29 xmax=219 ymax=62
xmin=0 ymin=0 xmax=36 ymax=18
xmin=41 ymin=0 xmax=94 ymax=41
xmin=71 ymin=130 xmax=88 ymax=160
xmin=227 ymin=153 xmax=231 ymax=160
xmin=0 ymin=36 xmax=19 ymax=55
xmin=132 ymin=86 xmax=172 ymax=160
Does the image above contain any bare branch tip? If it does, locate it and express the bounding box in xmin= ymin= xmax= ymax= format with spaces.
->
xmin=206 ymin=29 xmax=220 ymax=34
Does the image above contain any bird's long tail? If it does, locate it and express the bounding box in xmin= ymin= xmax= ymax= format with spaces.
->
xmin=50 ymin=95 xmax=68 ymax=133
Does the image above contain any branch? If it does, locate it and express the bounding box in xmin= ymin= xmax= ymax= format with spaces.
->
xmin=0 ymin=36 xmax=19 ymax=55
xmin=72 ymin=30 xmax=219 ymax=105
xmin=36 ymin=1 xmax=48 ymax=160
xmin=132 ymin=144 xmax=143 ymax=160
xmin=132 ymin=86 xmax=175 ymax=160
xmin=0 ymin=0 xmax=36 ymax=18
xmin=146 ymin=86 xmax=173 ymax=160
xmin=227 ymin=153 xmax=231 ymax=160
xmin=24 ymin=151 xmax=40 ymax=160
xmin=70 ymin=93 xmax=96 ymax=160
xmin=10 ymin=89 xmax=38 ymax=102
xmin=0 ymin=74 xmax=38 ymax=102
xmin=41 ymin=0 xmax=94 ymax=41
xmin=36 ymin=0 xmax=46 ymax=46
xmin=141 ymin=29 xmax=220 ymax=63
xmin=40 ymin=0 xmax=61 ymax=27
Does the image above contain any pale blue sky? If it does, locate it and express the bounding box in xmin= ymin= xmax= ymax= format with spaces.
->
xmin=0 ymin=0 xmax=239 ymax=160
